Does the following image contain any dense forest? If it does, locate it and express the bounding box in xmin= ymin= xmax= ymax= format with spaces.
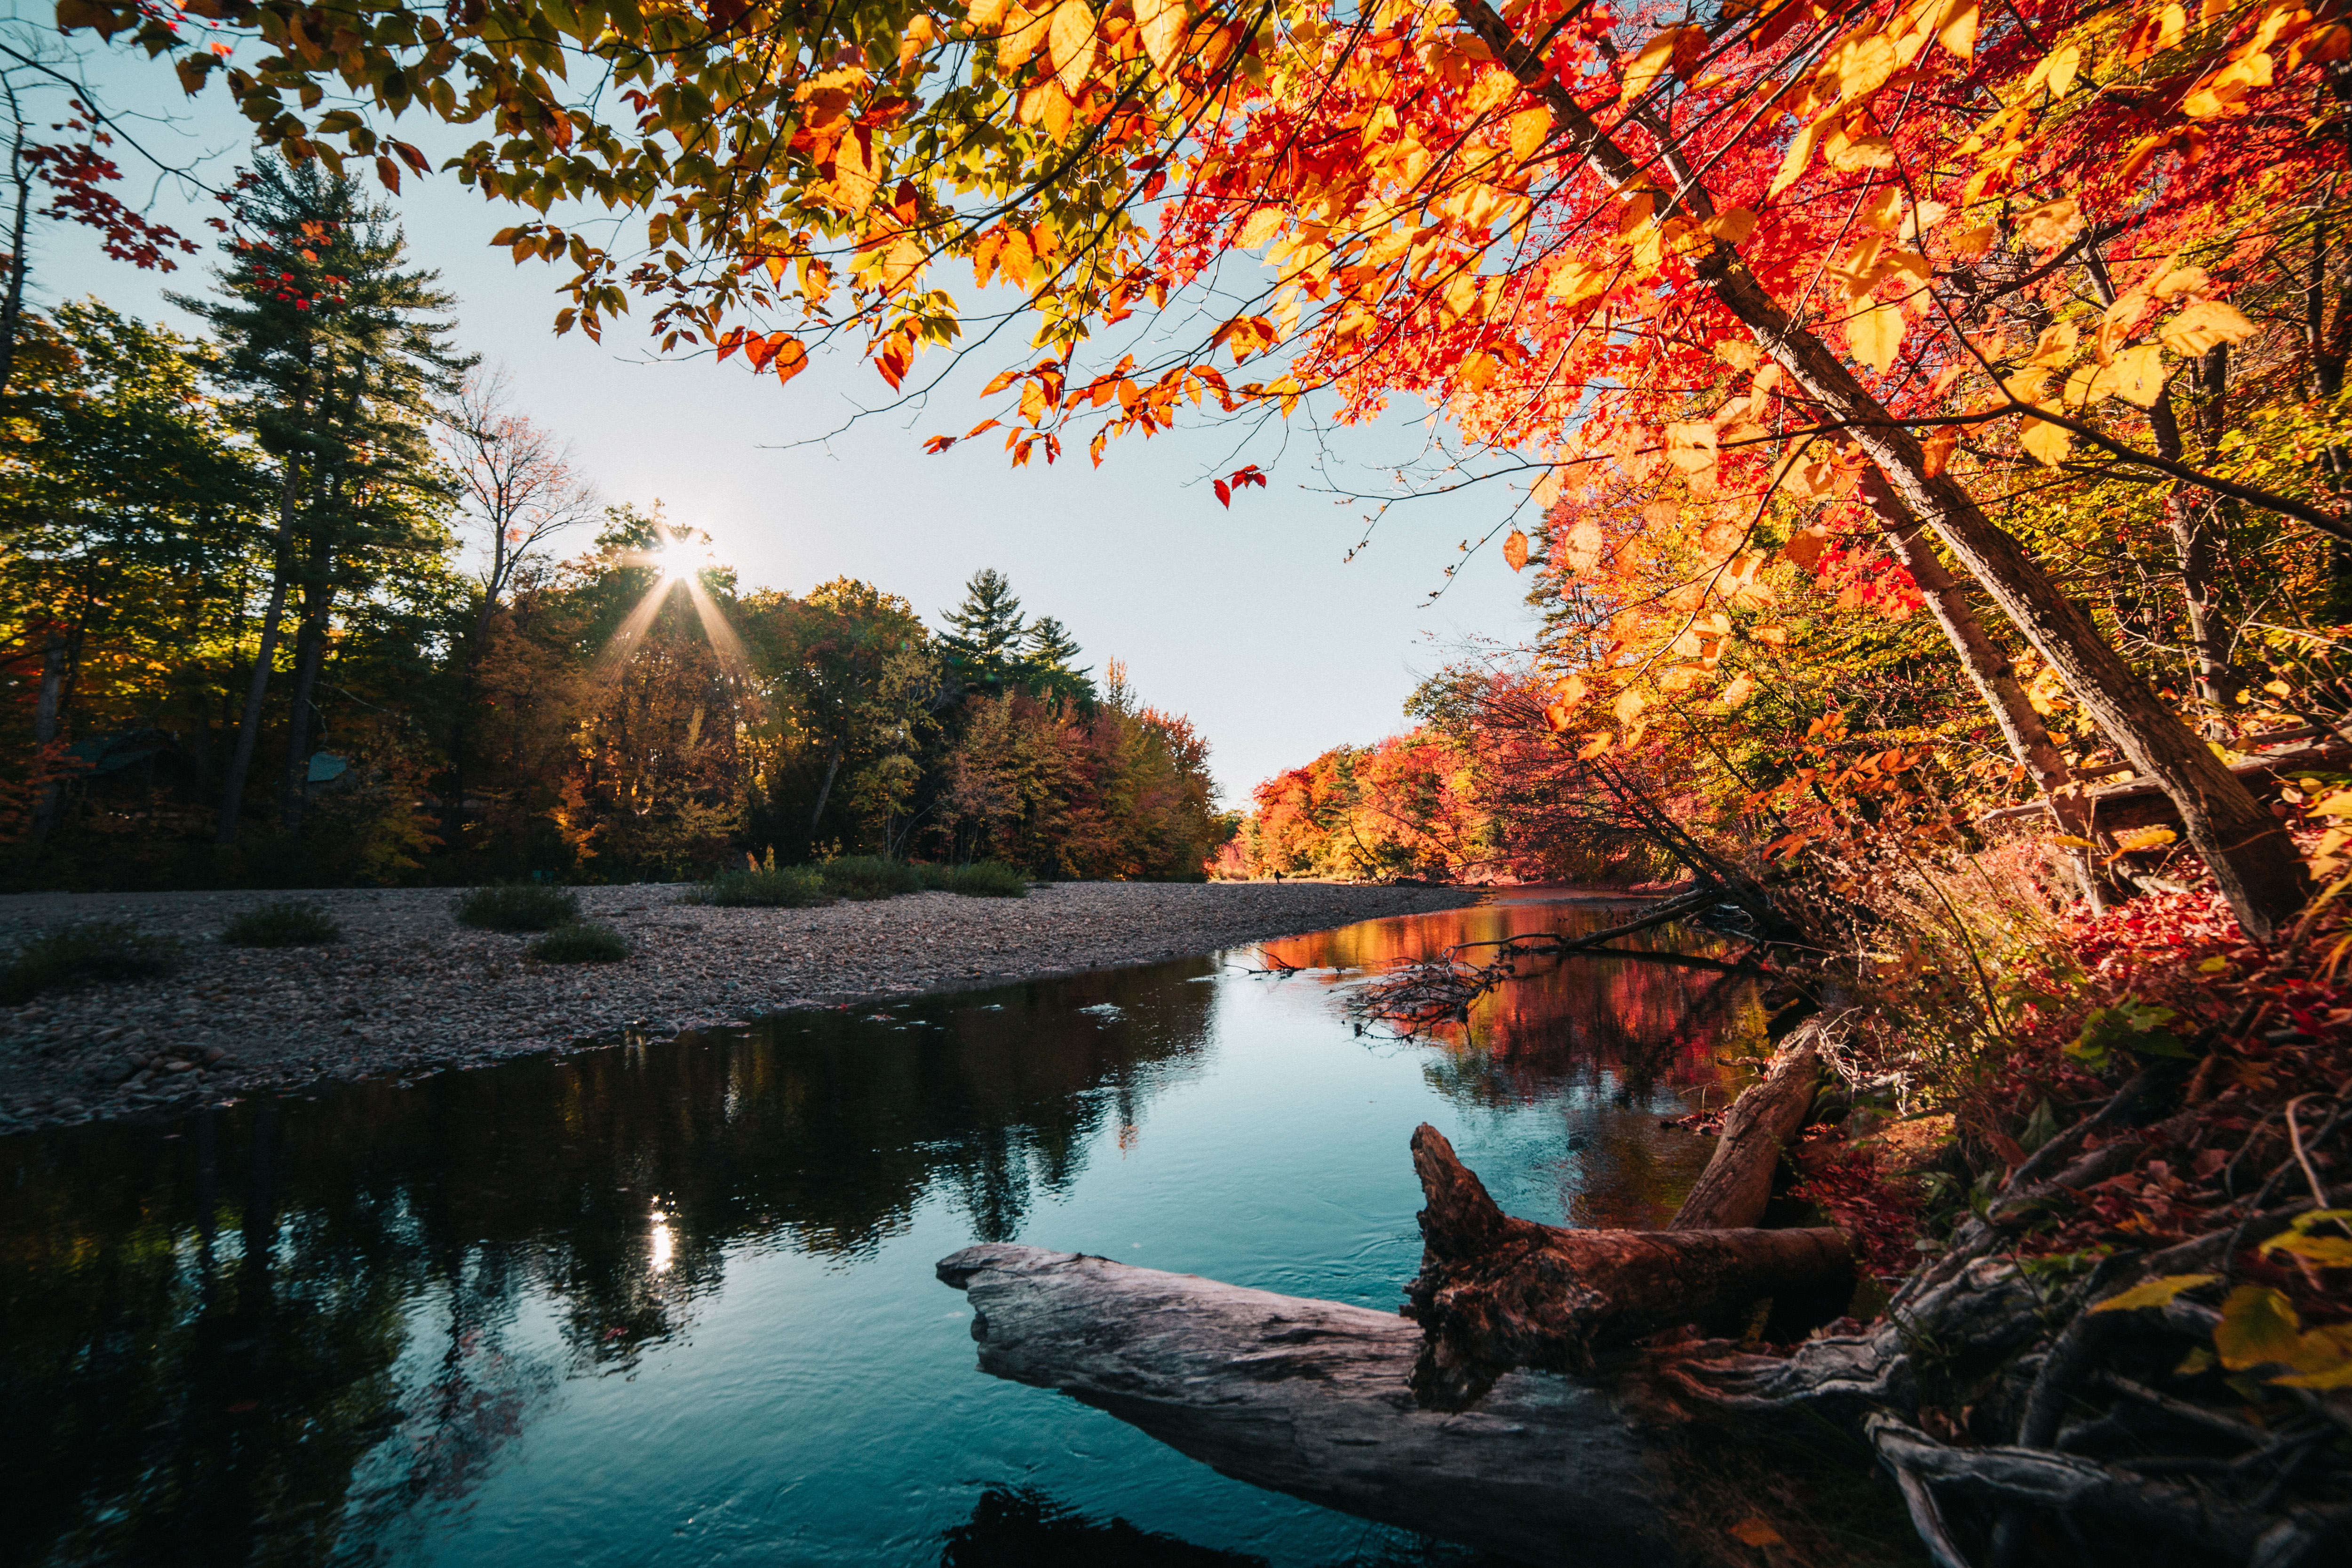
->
xmin=0 ymin=163 xmax=1226 ymax=890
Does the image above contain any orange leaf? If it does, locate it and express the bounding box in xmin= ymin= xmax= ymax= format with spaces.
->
xmin=772 ymin=337 xmax=810 ymax=385
xmin=1502 ymin=529 xmax=1530 ymax=572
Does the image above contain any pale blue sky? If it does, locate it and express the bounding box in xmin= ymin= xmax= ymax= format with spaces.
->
xmin=15 ymin=22 xmax=1541 ymax=803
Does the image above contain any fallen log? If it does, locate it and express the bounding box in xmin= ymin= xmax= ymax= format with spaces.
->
xmin=1403 ymin=1124 xmax=1852 ymax=1405
xmin=1669 ymin=1026 xmax=1825 ymax=1232
xmin=937 ymin=1242 xmax=1708 ymax=1567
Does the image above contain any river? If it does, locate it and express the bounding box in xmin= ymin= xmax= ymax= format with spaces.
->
xmin=2 ymin=890 xmax=1765 ymax=1568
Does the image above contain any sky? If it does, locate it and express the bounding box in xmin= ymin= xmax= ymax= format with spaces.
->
xmin=14 ymin=21 xmax=1545 ymax=804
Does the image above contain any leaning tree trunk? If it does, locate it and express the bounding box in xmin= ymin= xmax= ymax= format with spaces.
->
xmin=25 ymin=623 xmax=72 ymax=850
xmin=1451 ymin=0 xmax=2310 ymax=940
xmin=1669 ymin=1027 xmax=1821 ymax=1232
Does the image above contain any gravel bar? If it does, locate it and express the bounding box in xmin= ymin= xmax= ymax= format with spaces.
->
xmin=0 ymin=881 xmax=1481 ymax=1135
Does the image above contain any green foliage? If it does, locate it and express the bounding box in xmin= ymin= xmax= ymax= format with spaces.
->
xmin=682 ymin=864 xmax=831 ymax=907
xmin=219 ymin=899 xmax=342 ymax=947
xmin=453 ymin=882 xmax=581 ymax=932
xmin=819 ymin=855 xmax=926 ymax=900
xmin=1 ymin=921 xmax=182 ymax=1004
xmin=525 ymin=923 xmax=629 ymax=964
xmin=2066 ymin=999 xmax=2191 ymax=1072
xmin=922 ymin=860 xmax=1030 ymax=898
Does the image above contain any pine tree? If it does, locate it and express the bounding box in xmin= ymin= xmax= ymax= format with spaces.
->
xmin=939 ymin=567 xmax=1028 ymax=698
xmin=1021 ymin=614 xmax=1096 ymax=707
xmin=173 ymin=157 xmax=467 ymax=843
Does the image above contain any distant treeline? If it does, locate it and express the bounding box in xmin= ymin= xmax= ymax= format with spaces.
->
xmin=0 ymin=162 xmax=1230 ymax=889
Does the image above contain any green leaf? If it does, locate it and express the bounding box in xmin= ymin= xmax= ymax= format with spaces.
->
xmin=2067 ymin=1000 xmax=2187 ymax=1069
xmin=2090 ymin=1273 xmax=2218 ymax=1314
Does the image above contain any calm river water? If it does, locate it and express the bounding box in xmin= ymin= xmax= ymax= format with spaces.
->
xmin=2 ymin=891 xmax=1765 ymax=1568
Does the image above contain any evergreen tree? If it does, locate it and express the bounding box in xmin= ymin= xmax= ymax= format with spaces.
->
xmin=1021 ymin=614 xmax=1096 ymax=707
xmin=938 ymin=567 xmax=1028 ymax=698
xmin=172 ymin=157 xmax=467 ymax=843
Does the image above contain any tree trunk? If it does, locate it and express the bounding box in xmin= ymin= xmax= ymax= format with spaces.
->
xmin=0 ymin=97 xmax=32 ymax=406
xmin=1669 ymin=1029 xmax=1820 ymax=1232
xmin=809 ymin=735 xmax=844 ymax=839
xmin=276 ymin=584 xmax=334 ymax=833
xmin=216 ymin=436 xmax=306 ymax=848
xmin=26 ymin=626 xmax=70 ymax=848
xmin=1864 ymin=475 xmax=2110 ymax=905
xmin=1454 ymin=0 xmax=2311 ymax=939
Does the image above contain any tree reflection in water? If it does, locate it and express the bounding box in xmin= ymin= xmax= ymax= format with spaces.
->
xmin=3 ymin=968 xmax=1217 ymax=1567
xmin=1 ymin=895 xmax=1762 ymax=1568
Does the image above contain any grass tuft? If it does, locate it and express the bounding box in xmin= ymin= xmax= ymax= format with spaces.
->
xmin=922 ymin=860 xmax=1030 ymax=898
xmin=220 ymin=899 xmax=342 ymax=948
xmin=526 ymin=923 xmax=629 ymax=964
xmin=681 ymin=864 xmax=830 ymax=907
xmin=818 ymin=855 xmax=925 ymax=900
xmin=453 ymin=882 xmax=582 ymax=933
xmin=2 ymin=920 xmax=183 ymax=1005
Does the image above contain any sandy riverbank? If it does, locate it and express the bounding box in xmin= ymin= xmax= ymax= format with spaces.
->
xmin=0 ymin=881 xmax=1482 ymax=1133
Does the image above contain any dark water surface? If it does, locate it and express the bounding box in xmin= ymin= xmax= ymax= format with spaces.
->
xmin=3 ymin=892 xmax=1765 ymax=1568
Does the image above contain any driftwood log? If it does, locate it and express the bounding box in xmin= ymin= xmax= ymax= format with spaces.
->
xmin=1403 ymin=1123 xmax=1851 ymax=1405
xmin=1669 ymin=1028 xmax=1823 ymax=1231
xmin=937 ymin=1242 xmax=1703 ymax=1566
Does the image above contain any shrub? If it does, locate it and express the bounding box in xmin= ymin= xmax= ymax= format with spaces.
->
xmin=924 ymin=860 xmax=1030 ymax=899
xmin=818 ymin=855 xmax=925 ymax=900
xmin=681 ymin=864 xmax=830 ymax=907
xmin=219 ymin=899 xmax=342 ymax=948
xmin=526 ymin=923 xmax=629 ymax=963
xmin=1 ymin=920 xmax=183 ymax=1004
xmin=453 ymin=882 xmax=582 ymax=932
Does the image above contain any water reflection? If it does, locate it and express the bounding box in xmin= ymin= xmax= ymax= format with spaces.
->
xmin=2 ymin=895 xmax=1761 ymax=1568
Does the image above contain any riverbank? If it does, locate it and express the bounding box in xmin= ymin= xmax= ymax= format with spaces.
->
xmin=0 ymin=881 xmax=1483 ymax=1134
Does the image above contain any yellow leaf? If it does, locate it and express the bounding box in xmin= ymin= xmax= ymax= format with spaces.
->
xmin=998 ymin=2 xmax=1052 ymax=72
xmin=2090 ymin=1273 xmax=2217 ymax=1313
xmin=1508 ymin=106 xmax=1550 ymax=162
xmin=1947 ymin=223 xmax=1996 ymax=260
xmin=2154 ymin=264 xmax=2209 ymax=298
xmin=2110 ymin=344 xmax=2166 ymax=407
xmin=1613 ymin=687 xmax=1647 ymax=724
xmin=2159 ymin=300 xmax=2258 ymax=357
xmin=1621 ymin=27 xmax=1700 ymax=104
xmin=1720 ymin=673 xmax=1756 ymax=708
xmin=2109 ymin=825 xmax=2177 ymax=856
xmin=1663 ymin=422 xmax=1719 ymax=473
xmin=2258 ymin=1210 xmax=2352 ymax=1269
xmin=896 ymin=14 xmax=937 ymax=71
xmin=1849 ymin=302 xmax=1904 ymax=373
xmin=1857 ymin=187 xmax=1906 ymax=233
xmin=1564 ymin=519 xmax=1606 ymax=573
xmin=1135 ymin=0 xmax=1187 ymax=74
xmin=1704 ymin=207 xmax=1758 ymax=244
xmin=2045 ymin=42 xmax=2080 ymax=96
xmin=1237 ymin=206 xmax=1287 ymax=249
xmin=1770 ymin=119 xmax=1822 ymax=197
xmin=2308 ymin=791 xmax=2352 ymax=818
xmin=1546 ymin=262 xmax=1607 ymax=303
xmin=2020 ymin=409 xmax=2073 ymax=467
xmin=2028 ymin=321 xmax=2079 ymax=366
xmin=2017 ymin=196 xmax=2083 ymax=251
xmin=967 ymin=0 xmax=1014 ymax=31
xmin=1503 ymin=529 xmax=1530 ymax=572
xmin=1048 ymin=0 xmax=1097 ymax=94
xmin=2049 ymin=835 xmax=2099 ymax=849
xmin=1936 ymin=0 xmax=1978 ymax=58
xmin=1577 ymin=731 xmax=1615 ymax=760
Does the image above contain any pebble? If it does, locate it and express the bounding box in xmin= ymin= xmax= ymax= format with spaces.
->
xmin=0 ymin=881 xmax=1479 ymax=1134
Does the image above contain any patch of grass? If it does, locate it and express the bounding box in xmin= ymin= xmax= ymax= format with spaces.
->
xmin=453 ymin=882 xmax=582 ymax=932
xmin=1 ymin=920 xmax=183 ymax=1004
xmin=922 ymin=860 xmax=1030 ymax=898
xmin=219 ymin=899 xmax=342 ymax=948
xmin=682 ymin=864 xmax=830 ymax=907
xmin=526 ymin=923 xmax=629 ymax=963
xmin=818 ymin=855 xmax=925 ymax=900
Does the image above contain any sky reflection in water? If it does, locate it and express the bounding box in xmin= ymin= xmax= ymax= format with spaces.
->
xmin=1 ymin=892 xmax=1765 ymax=1568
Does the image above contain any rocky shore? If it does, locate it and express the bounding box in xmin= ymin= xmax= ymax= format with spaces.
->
xmin=0 ymin=880 xmax=1481 ymax=1135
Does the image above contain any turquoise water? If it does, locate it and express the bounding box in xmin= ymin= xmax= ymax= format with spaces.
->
xmin=1 ymin=892 xmax=1763 ymax=1567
